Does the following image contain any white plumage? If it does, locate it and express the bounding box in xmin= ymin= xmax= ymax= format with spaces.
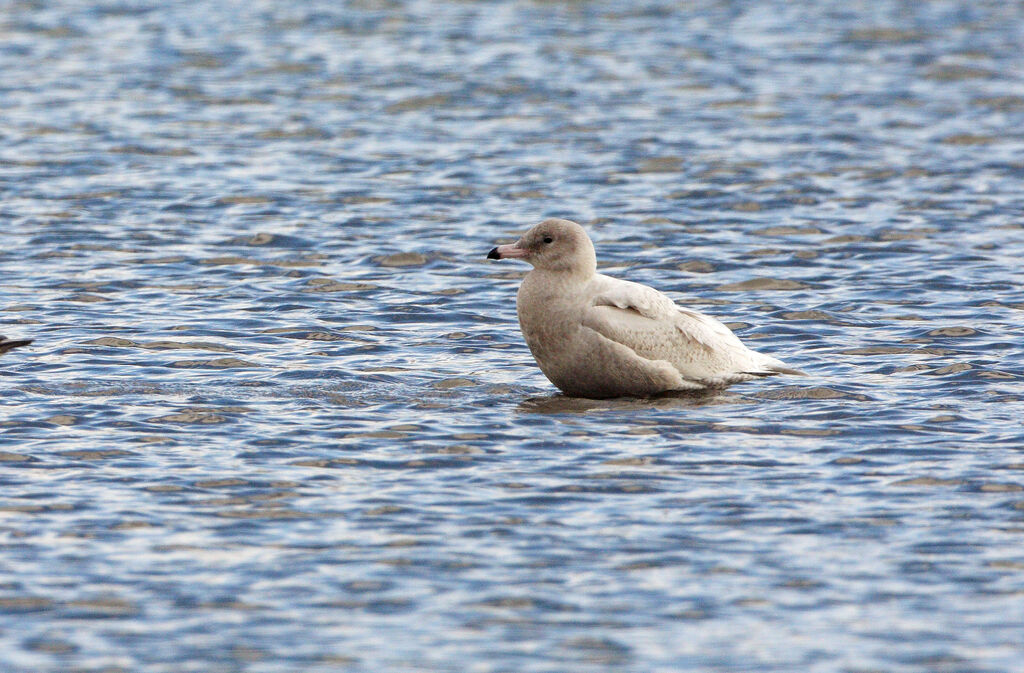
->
xmin=487 ymin=219 xmax=802 ymax=398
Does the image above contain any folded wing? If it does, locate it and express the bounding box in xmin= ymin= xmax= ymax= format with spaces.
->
xmin=581 ymin=275 xmax=786 ymax=386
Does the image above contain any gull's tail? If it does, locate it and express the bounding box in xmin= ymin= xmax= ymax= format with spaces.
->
xmin=767 ymin=365 xmax=807 ymax=376
xmin=743 ymin=352 xmax=807 ymax=378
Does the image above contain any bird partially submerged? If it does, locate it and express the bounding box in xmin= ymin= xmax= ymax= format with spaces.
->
xmin=487 ymin=219 xmax=803 ymax=398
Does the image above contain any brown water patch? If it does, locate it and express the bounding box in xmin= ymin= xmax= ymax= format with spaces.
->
xmin=216 ymin=195 xmax=273 ymax=206
xmin=0 ymin=596 xmax=54 ymax=613
xmin=929 ymin=364 xmax=972 ymax=375
xmin=68 ymin=293 xmax=109 ymax=303
xmin=927 ymin=327 xmax=976 ymax=337
xmin=83 ymin=337 xmax=138 ymax=347
xmin=434 ymin=377 xmax=478 ymax=389
xmin=303 ymin=279 xmax=377 ymax=292
xmin=637 ymin=157 xmax=683 ymax=173
xmin=230 ymin=233 xmax=277 ymax=245
xmin=840 ymin=346 xmax=951 ymax=355
xmin=143 ymin=341 xmax=233 ymax=351
xmin=170 ymin=358 xmax=258 ymax=368
xmin=151 ymin=411 xmax=228 ymax=424
xmin=780 ymin=310 xmax=833 ymax=321
xmin=678 ymin=261 xmax=715 ymax=273
xmin=891 ymin=477 xmax=963 ymax=487
xmin=941 ymin=134 xmax=996 ymax=146
xmin=59 ymin=450 xmax=135 ymax=460
xmin=0 ymin=451 xmax=35 ymax=462
xmin=978 ymin=483 xmax=1023 ymax=493
xmin=752 ymin=226 xmax=823 ymax=236
xmin=972 ymin=95 xmax=1024 ymax=110
xmin=845 ymin=28 xmax=924 ymax=43
xmin=755 ymin=386 xmax=870 ymax=401
xmin=926 ymin=64 xmax=998 ymax=81
xmin=716 ymin=278 xmax=811 ymax=291
xmin=386 ymin=93 xmax=452 ymax=113
xmin=376 ymin=252 xmax=428 ymax=267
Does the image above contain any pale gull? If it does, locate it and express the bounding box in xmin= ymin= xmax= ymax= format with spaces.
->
xmin=487 ymin=219 xmax=804 ymax=398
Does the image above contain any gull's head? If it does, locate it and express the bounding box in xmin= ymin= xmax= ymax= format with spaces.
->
xmin=487 ymin=218 xmax=597 ymax=276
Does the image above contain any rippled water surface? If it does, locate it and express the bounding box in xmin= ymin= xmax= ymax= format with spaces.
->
xmin=3 ymin=1 xmax=1024 ymax=671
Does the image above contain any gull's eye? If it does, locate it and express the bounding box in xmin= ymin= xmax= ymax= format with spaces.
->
xmin=542 ymin=236 xmax=553 ymax=244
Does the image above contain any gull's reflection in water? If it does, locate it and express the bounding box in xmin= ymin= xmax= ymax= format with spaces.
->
xmin=516 ymin=388 xmax=750 ymax=414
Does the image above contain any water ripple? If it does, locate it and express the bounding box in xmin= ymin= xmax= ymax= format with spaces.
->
xmin=2 ymin=1 xmax=1024 ymax=672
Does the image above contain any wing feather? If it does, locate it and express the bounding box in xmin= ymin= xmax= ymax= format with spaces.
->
xmin=582 ymin=275 xmax=778 ymax=384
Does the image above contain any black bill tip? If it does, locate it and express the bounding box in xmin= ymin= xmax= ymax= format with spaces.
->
xmin=486 ymin=246 xmax=501 ymax=260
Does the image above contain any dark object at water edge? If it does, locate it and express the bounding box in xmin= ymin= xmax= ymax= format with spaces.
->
xmin=0 ymin=336 xmax=32 ymax=355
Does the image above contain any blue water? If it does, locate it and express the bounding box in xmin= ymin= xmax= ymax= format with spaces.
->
xmin=2 ymin=1 xmax=1024 ymax=671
